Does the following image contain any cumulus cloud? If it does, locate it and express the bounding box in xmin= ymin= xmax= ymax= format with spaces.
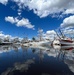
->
xmin=0 ymin=0 xmax=8 ymax=5
xmin=16 ymin=18 xmax=34 ymax=29
xmin=11 ymin=0 xmax=74 ymax=18
xmin=46 ymin=30 xmax=56 ymax=35
xmin=0 ymin=31 xmax=12 ymax=39
xmin=43 ymin=30 xmax=56 ymax=40
xmin=5 ymin=16 xmax=16 ymax=24
xmin=63 ymin=9 xmax=74 ymax=14
xmin=63 ymin=28 xmax=74 ymax=35
xmin=1 ymin=0 xmax=74 ymax=18
xmin=5 ymin=16 xmax=35 ymax=29
xmin=59 ymin=28 xmax=74 ymax=39
xmin=37 ymin=28 xmax=43 ymax=33
xmin=37 ymin=29 xmax=56 ymax=40
xmin=60 ymin=15 xmax=74 ymax=28
xmin=0 ymin=31 xmax=22 ymax=41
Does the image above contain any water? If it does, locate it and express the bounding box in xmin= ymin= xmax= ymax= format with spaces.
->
xmin=0 ymin=45 xmax=74 ymax=75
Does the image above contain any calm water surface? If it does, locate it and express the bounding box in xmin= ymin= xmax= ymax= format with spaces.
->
xmin=0 ymin=45 xmax=74 ymax=75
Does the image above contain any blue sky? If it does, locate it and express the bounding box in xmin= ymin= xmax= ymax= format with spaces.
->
xmin=0 ymin=0 xmax=74 ymax=39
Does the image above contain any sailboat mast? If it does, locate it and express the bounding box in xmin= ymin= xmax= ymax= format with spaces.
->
xmin=59 ymin=29 xmax=65 ymax=38
xmin=55 ymin=30 xmax=61 ymax=39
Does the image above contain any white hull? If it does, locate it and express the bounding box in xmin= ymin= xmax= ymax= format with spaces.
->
xmin=60 ymin=40 xmax=74 ymax=46
xmin=53 ymin=40 xmax=60 ymax=45
xmin=53 ymin=39 xmax=74 ymax=46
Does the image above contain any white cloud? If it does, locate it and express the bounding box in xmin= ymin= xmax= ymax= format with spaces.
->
xmin=46 ymin=30 xmax=56 ymax=35
xmin=60 ymin=15 xmax=74 ymax=28
xmin=0 ymin=31 xmax=12 ymax=39
xmin=37 ymin=28 xmax=43 ymax=33
xmin=5 ymin=16 xmax=16 ymax=24
xmin=16 ymin=18 xmax=34 ymax=29
xmin=60 ymin=15 xmax=74 ymax=38
xmin=12 ymin=0 xmax=74 ymax=18
xmin=5 ymin=16 xmax=35 ymax=29
xmin=63 ymin=9 xmax=74 ymax=14
xmin=64 ymin=29 xmax=74 ymax=35
xmin=0 ymin=31 xmax=23 ymax=41
xmin=0 ymin=0 xmax=8 ymax=5
xmin=43 ymin=30 xmax=56 ymax=40
xmin=18 ymin=12 xmax=21 ymax=16
xmin=37 ymin=29 xmax=56 ymax=40
xmin=59 ymin=28 xmax=74 ymax=39
xmin=1 ymin=0 xmax=74 ymax=18
xmin=17 ymin=9 xmax=22 ymax=16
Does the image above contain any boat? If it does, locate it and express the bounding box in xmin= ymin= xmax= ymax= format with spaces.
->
xmin=53 ymin=38 xmax=74 ymax=46
xmin=52 ymin=29 xmax=74 ymax=46
xmin=59 ymin=38 xmax=74 ymax=46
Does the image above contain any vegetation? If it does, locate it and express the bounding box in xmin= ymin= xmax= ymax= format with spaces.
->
xmin=32 ymin=37 xmax=36 ymax=41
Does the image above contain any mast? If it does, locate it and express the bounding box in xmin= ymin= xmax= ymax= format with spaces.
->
xmin=38 ymin=28 xmax=43 ymax=41
xmin=59 ymin=29 xmax=65 ymax=38
xmin=55 ymin=30 xmax=61 ymax=39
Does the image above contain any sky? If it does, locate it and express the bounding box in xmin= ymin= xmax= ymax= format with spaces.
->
xmin=0 ymin=0 xmax=74 ymax=39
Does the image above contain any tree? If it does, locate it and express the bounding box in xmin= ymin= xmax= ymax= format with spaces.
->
xmin=32 ymin=37 xmax=36 ymax=41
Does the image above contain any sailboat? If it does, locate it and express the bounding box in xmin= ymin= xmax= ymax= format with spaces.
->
xmin=53 ymin=29 xmax=74 ymax=46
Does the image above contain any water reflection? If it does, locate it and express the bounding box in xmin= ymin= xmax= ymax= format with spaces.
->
xmin=0 ymin=45 xmax=12 ymax=53
xmin=0 ymin=45 xmax=20 ymax=53
xmin=53 ymin=45 xmax=74 ymax=74
xmin=0 ymin=45 xmax=74 ymax=75
xmin=1 ymin=58 xmax=35 ymax=75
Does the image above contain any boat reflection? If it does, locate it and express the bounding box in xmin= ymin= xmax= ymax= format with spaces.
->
xmin=53 ymin=45 xmax=74 ymax=74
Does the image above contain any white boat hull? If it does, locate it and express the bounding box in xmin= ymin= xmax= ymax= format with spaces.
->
xmin=53 ymin=39 xmax=74 ymax=46
xmin=60 ymin=40 xmax=74 ymax=46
